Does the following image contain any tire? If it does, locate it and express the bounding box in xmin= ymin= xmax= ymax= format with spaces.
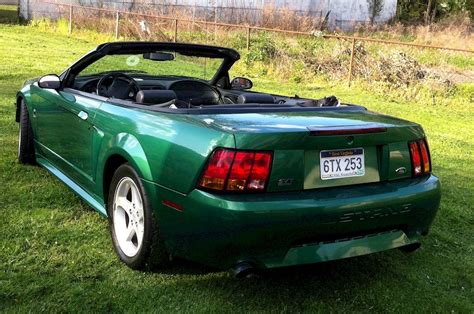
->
xmin=18 ymin=99 xmax=36 ymax=165
xmin=107 ymin=163 xmax=170 ymax=270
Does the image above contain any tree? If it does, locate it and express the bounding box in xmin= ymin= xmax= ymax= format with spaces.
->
xmin=425 ymin=0 xmax=436 ymax=24
xmin=397 ymin=0 xmax=473 ymax=23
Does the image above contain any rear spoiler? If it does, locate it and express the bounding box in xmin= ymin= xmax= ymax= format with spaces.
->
xmin=308 ymin=125 xmax=387 ymax=136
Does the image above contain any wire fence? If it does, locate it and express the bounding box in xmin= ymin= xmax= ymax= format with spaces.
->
xmin=42 ymin=1 xmax=474 ymax=85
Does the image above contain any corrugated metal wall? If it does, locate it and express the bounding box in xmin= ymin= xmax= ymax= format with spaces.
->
xmin=19 ymin=0 xmax=397 ymax=31
xmin=0 ymin=0 xmax=18 ymax=5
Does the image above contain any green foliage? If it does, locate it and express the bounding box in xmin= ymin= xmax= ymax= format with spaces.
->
xmin=397 ymin=0 xmax=430 ymax=22
xmin=438 ymin=0 xmax=472 ymax=14
xmin=397 ymin=0 xmax=473 ymax=22
xmin=244 ymin=32 xmax=277 ymax=64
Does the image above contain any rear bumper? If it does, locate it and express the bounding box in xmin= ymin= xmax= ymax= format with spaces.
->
xmin=144 ymin=175 xmax=441 ymax=269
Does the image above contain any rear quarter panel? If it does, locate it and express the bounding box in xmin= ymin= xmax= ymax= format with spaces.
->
xmin=93 ymin=103 xmax=235 ymax=198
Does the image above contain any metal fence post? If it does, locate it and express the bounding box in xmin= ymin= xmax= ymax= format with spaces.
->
xmin=246 ymin=26 xmax=251 ymax=50
xmin=68 ymin=5 xmax=73 ymax=35
xmin=174 ymin=19 xmax=178 ymax=42
xmin=214 ymin=6 xmax=217 ymax=42
xmin=348 ymin=37 xmax=356 ymax=86
xmin=192 ymin=4 xmax=196 ymax=32
xmin=115 ymin=11 xmax=120 ymax=39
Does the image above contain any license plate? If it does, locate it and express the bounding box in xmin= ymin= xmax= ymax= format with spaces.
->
xmin=320 ymin=148 xmax=365 ymax=180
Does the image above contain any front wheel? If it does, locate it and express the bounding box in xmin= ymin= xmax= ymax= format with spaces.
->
xmin=18 ymin=99 xmax=36 ymax=164
xmin=107 ymin=163 xmax=170 ymax=270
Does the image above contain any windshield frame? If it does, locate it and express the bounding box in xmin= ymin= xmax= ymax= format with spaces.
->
xmin=61 ymin=42 xmax=240 ymax=89
xmin=76 ymin=52 xmax=226 ymax=82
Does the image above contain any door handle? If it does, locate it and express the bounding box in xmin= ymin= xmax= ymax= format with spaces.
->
xmin=78 ymin=111 xmax=88 ymax=121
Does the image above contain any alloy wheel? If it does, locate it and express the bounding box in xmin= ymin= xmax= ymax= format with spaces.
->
xmin=113 ymin=177 xmax=145 ymax=257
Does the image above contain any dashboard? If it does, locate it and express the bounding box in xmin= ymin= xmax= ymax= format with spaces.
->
xmin=73 ymin=74 xmax=223 ymax=106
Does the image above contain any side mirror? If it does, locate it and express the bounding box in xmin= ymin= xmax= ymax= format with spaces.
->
xmin=38 ymin=74 xmax=61 ymax=89
xmin=231 ymin=77 xmax=253 ymax=90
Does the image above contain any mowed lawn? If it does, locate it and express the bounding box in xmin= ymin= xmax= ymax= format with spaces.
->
xmin=0 ymin=23 xmax=473 ymax=312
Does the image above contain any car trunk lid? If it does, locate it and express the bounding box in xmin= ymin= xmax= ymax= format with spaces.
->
xmin=191 ymin=108 xmax=423 ymax=191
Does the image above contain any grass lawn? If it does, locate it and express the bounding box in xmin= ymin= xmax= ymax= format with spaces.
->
xmin=0 ymin=23 xmax=473 ymax=312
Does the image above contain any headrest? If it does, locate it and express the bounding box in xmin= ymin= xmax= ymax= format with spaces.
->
xmin=136 ymin=90 xmax=177 ymax=105
xmin=237 ymin=93 xmax=275 ymax=104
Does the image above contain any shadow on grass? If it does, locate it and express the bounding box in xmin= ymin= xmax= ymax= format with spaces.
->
xmin=159 ymin=249 xmax=400 ymax=279
xmin=0 ymin=8 xmax=18 ymax=24
xmin=141 ymin=252 xmax=403 ymax=311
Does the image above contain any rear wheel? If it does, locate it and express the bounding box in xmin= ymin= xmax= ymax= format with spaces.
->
xmin=107 ymin=163 xmax=170 ymax=270
xmin=18 ymin=99 xmax=36 ymax=165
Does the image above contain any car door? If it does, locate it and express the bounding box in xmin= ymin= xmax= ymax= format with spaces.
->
xmin=31 ymin=84 xmax=103 ymax=191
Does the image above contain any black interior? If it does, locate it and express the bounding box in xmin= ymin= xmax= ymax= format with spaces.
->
xmin=237 ymin=93 xmax=275 ymax=104
xmin=135 ymin=90 xmax=177 ymax=105
xmin=169 ymin=80 xmax=221 ymax=106
xmin=96 ymin=72 xmax=141 ymax=99
xmin=74 ymin=74 xmax=223 ymax=108
xmin=73 ymin=71 xmax=340 ymax=109
xmin=74 ymin=73 xmax=228 ymax=108
xmin=63 ymin=43 xmax=342 ymax=110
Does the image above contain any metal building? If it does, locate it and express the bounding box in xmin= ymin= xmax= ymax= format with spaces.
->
xmin=19 ymin=0 xmax=398 ymax=31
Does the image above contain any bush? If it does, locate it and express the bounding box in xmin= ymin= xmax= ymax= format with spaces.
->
xmin=245 ymin=32 xmax=277 ymax=63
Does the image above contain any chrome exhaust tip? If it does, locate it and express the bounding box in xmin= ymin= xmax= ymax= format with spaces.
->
xmin=231 ymin=261 xmax=257 ymax=278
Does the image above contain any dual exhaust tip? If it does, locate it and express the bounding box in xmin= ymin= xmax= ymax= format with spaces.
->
xmin=231 ymin=261 xmax=258 ymax=278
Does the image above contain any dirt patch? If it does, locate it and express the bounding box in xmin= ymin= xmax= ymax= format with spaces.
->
xmin=426 ymin=67 xmax=474 ymax=84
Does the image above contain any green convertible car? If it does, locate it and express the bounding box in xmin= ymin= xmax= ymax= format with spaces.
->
xmin=16 ymin=42 xmax=441 ymax=276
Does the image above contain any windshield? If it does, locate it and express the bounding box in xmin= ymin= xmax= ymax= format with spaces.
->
xmin=78 ymin=52 xmax=224 ymax=81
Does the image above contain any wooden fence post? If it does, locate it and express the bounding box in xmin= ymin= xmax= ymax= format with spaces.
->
xmin=68 ymin=5 xmax=73 ymax=35
xmin=115 ymin=11 xmax=120 ymax=39
xmin=246 ymin=26 xmax=251 ymax=50
xmin=174 ymin=19 xmax=178 ymax=42
xmin=348 ymin=37 xmax=356 ymax=86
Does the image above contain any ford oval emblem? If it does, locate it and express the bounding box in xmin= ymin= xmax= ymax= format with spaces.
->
xmin=396 ymin=167 xmax=407 ymax=175
xmin=346 ymin=136 xmax=354 ymax=145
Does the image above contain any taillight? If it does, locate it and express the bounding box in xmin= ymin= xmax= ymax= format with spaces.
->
xmin=198 ymin=149 xmax=235 ymax=190
xmin=247 ymin=152 xmax=273 ymax=191
xmin=227 ymin=151 xmax=254 ymax=191
xmin=419 ymin=140 xmax=431 ymax=173
xmin=409 ymin=142 xmax=422 ymax=176
xmin=409 ymin=139 xmax=431 ymax=177
xmin=198 ymin=149 xmax=273 ymax=192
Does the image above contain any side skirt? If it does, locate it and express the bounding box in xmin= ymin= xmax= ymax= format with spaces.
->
xmin=36 ymin=157 xmax=107 ymax=217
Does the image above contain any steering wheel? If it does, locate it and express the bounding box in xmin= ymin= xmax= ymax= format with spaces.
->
xmin=96 ymin=72 xmax=141 ymax=99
